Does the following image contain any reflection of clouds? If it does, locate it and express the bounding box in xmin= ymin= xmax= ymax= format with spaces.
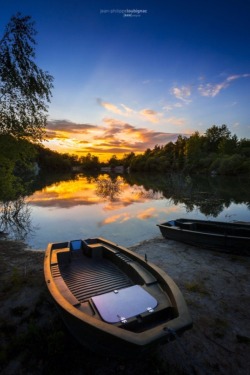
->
xmin=99 ymin=207 xmax=158 ymax=227
xmin=137 ymin=207 xmax=157 ymax=220
xmin=99 ymin=213 xmax=130 ymax=226
xmin=27 ymin=179 xmax=100 ymax=208
xmin=102 ymin=191 xmax=158 ymax=211
xmin=28 ymin=197 xmax=97 ymax=208
xmin=27 ymin=177 xmax=165 ymax=211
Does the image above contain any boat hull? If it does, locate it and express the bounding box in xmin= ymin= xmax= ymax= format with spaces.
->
xmin=157 ymin=219 xmax=250 ymax=255
xmin=44 ymin=237 xmax=192 ymax=356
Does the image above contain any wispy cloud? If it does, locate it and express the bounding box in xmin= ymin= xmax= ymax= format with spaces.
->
xmin=97 ymin=99 xmax=135 ymax=117
xmin=164 ymin=116 xmax=186 ymax=127
xmin=163 ymin=102 xmax=183 ymax=112
xmin=198 ymin=74 xmax=250 ymax=97
xmin=45 ymin=120 xmax=97 ymax=140
xmin=47 ymin=120 xmax=96 ymax=133
xmin=120 ymin=104 xmax=134 ymax=114
xmin=198 ymin=82 xmax=226 ymax=97
xmin=139 ymin=109 xmax=160 ymax=123
xmin=101 ymin=118 xmax=181 ymax=150
xmin=97 ymin=98 xmax=161 ymax=123
xmin=96 ymin=98 xmax=186 ymax=127
xmin=171 ymin=86 xmax=192 ymax=103
xmin=97 ymin=98 xmax=123 ymax=114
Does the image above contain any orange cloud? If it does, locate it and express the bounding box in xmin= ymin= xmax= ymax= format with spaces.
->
xmin=99 ymin=213 xmax=130 ymax=226
xmin=139 ymin=108 xmax=160 ymax=123
xmin=44 ymin=118 xmax=185 ymax=161
xmin=137 ymin=207 xmax=157 ymax=220
xmin=97 ymin=98 xmax=123 ymax=114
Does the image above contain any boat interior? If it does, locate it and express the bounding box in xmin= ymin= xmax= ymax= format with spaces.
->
xmin=49 ymin=238 xmax=177 ymax=332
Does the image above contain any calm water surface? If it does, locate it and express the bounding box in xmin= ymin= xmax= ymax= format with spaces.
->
xmin=2 ymin=173 xmax=250 ymax=249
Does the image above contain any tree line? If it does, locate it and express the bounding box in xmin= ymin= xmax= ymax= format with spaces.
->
xmin=31 ymin=124 xmax=250 ymax=175
xmin=120 ymin=124 xmax=250 ymax=175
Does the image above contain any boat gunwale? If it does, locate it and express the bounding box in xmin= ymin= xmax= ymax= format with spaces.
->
xmin=44 ymin=237 xmax=192 ymax=346
xmin=157 ymin=223 xmax=250 ymax=241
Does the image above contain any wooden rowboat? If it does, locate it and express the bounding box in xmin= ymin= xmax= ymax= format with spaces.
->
xmin=44 ymin=237 xmax=192 ymax=356
xmin=157 ymin=218 xmax=250 ymax=255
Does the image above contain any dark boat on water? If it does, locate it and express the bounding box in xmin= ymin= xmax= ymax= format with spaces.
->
xmin=157 ymin=218 xmax=250 ymax=255
xmin=44 ymin=237 xmax=192 ymax=356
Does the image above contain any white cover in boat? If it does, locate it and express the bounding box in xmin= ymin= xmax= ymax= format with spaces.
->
xmin=92 ymin=285 xmax=158 ymax=323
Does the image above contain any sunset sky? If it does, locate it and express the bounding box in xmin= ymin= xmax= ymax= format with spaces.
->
xmin=2 ymin=0 xmax=250 ymax=160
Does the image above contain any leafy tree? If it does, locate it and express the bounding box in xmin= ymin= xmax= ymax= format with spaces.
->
xmin=121 ymin=152 xmax=135 ymax=169
xmin=184 ymin=132 xmax=206 ymax=171
xmin=35 ymin=145 xmax=75 ymax=172
xmin=238 ymin=138 xmax=250 ymax=157
xmin=204 ymin=124 xmax=231 ymax=153
xmin=0 ymin=13 xmax=53 ymax=140
xmin=108 ymin=155 xmax=119 ymax=168
xmin=0 ymin=135 xmax=37 ymax=200
xmin=218 ymin=134 xmax=238 ymax=155
xmin=174 ymin=135 xmax=187 ymax=169
xmin=79 ymin=153 xmax=100 ymax=170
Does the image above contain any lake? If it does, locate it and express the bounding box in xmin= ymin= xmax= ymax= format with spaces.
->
xmin=1 ymin=172 xmax=250 ymax=249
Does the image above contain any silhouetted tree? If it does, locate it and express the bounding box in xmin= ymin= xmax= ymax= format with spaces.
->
xmin=0 ymin=13 xmax=53 ymax=140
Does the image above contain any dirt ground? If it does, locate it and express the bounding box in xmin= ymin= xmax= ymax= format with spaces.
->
xmin=131 ymin=237 xmax=250 ymax=375
xmin=0 ymin=237 xmax=249 ymax=375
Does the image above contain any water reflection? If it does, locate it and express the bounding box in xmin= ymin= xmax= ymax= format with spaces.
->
xmin=0 ymin=198 xmax=34 ymax=240
xmin=1 ymin=172 xmax=249 ymax=248
xmin=95 ymin=176 xmax=122 ymax=201
xmin=125 ymin=173 xmax=250 ymax=217
xmin=28 ymin=174 xmax=164 ymax=210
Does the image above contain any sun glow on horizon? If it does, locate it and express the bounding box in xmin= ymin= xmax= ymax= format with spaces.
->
xmin=43 ymin=117 xmax=186 ymax=161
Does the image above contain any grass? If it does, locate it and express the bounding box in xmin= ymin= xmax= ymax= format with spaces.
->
xmin=184 ymin=280 xmax=210 ymax=296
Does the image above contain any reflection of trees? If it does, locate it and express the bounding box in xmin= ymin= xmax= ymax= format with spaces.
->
xmin=123 ymin=172 xmax=250 ymax=217
xmin=131 ymin=186 xmax=163 ymax=200
xmin=0 ymin=198 xmax=34 ymax=240
xmin=95 ymin=176 xmax=122 ymax=201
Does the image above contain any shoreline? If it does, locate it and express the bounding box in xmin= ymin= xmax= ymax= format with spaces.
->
xmin=1 ymin=237 xmax=250 ymax=374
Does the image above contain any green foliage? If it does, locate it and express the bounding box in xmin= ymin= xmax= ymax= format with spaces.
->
xmin=0 ymin=135 xmax=37 ymax=200
xmin=218 ymin=135 xmax=238 ymax=155
xmin=118 ymin=124 xmax=249 ymax=176
xmin=211 ymin=154 xmax=249 ymax=175
xmin=238 ymin=138 xmax=250 ymax=157
xmin=35 ymin=145 xmax=73 ymax=172
xmin=204 ymin=124 xmax=231 ymax=152
xmin=0 ymin=13 xmax=53 ymax=140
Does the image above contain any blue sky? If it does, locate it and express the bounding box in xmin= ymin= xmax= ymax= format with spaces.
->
xmin=1 ymin=0 xmax=250 ymax=159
